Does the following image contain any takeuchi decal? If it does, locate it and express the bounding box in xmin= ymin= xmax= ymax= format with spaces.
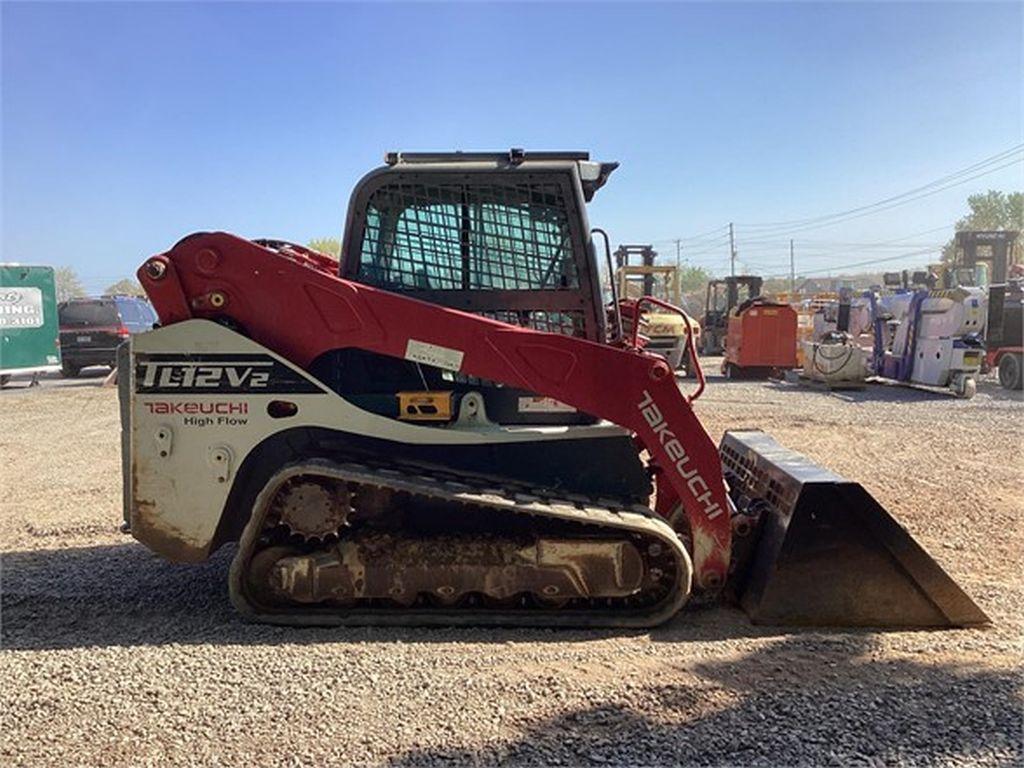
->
xmin=144 ymin=401 xmax=249 ymax=415
xmin=637 ymin=389 xmax=724 ymax=521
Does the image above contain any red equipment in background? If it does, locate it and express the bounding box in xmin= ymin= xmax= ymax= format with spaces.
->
xmin=722 ymin=298 xmax=798 ymax=379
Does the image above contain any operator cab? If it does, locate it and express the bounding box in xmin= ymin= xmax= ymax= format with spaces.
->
xmin=314 ymin=150 xmax=620 ymax=426
xmin=702 ymin=275 xmax=763 ymax=355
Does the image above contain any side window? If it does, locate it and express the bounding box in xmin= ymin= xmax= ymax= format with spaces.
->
xmin=712 ymin=287 xmax=727 ymax=312
xmin=117 ymin=301 xmax=141 ymax=325
xmin=358 ymin=181 xmax=579 ymax=291
xmin=361 ymin=198 xmax=463 ymax=290
xmin=139 ymin=302 xmax=157 ymax=325
xmin=59 ymin=301 xmax=117 ymax=326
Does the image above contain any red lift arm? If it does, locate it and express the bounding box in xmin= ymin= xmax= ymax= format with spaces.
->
xmin=138 ymin=233 xmax=733 ymax=590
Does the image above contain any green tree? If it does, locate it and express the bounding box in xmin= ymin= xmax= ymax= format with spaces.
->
xmin=54 ymin=267 xmax=86 ymax=302
xmin=308 ymin=237 xmax=341 ymax=258
xmin=677 ymin=264 xmax=713 ymax=293
xmin=104 ymin=278 xmax=145 ymax=296
xmin=677 ymin=264 xmax=714 ymax=314
xmin=941 ymin=190 xmax=1024 ymax=263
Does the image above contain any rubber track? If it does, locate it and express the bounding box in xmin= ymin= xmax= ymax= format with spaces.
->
xmin=229 ymin=458 xmax=693 ymax=628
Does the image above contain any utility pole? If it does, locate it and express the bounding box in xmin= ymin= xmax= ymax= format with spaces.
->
xmin=674 ymin=239 xmax=682 ymax=269
xmin=789 ymin=239 xmax=795 ymax=294
xmin=728 ymin=223 xmax=736 ymax=277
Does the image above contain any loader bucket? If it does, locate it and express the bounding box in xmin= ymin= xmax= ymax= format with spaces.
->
xmin=720 ymin=430 xmax=989 ymax=628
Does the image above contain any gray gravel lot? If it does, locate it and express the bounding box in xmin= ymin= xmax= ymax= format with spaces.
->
xmin=1 ymin=365 xmax=112 ymax=390
xmin=2 ymin=368 xmax=1021 ymax=766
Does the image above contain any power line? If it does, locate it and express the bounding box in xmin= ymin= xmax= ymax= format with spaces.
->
xmin=789 ymin=238 xmax=795 ymax=293
xmin=739 ymin=144 xmax=1022 ymax=229
xmin=757 ymin=246 xmax=941 ymax=279
xmin=675 ymin=246 xmax=733 ymax=262
xmin=650 ymin=224 xmax=730 ymax=247
xmin=762 ymin=159 xmax=1021 ymax=237
xmin=675 ymin=224 xmax=731 ymax=242
xmin=735 ymin=144 xmax=1023 ymax=236
xmin=736 ymin=237 xmax=945 ymax=248
xmin=729 ymin=222 xmax=736 ymax=277
xmin=651 ymin=234 xmax=730 ymax=250
xmin=735 ymin=243 xmax=925 ymax=261
xmin=788 ymin=225 xmax=954 ymax=247
xmin=732 ymin=222 xmax=958 ymax=274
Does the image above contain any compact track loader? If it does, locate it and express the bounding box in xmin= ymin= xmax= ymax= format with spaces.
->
xmin=120 ymin=150 xmax=987 ymax=628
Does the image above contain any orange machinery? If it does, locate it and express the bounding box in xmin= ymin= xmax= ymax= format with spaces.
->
xmin=722 ymin=298 xmax=798 ymax=378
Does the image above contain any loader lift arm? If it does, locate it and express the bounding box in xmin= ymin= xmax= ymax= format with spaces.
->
xmin=139 ymin=232 xmax=733 ymax=590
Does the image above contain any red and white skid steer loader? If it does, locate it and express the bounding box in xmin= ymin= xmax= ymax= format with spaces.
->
xmin=119 ymin=150 xmax=987 ymax=628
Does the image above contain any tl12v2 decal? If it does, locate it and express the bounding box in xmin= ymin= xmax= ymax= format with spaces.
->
xmin=135 ymin=353 xmax=326 ymax=394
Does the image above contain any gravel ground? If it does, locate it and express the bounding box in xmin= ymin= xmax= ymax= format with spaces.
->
xmin=1 ymin=368 xmax=1021 ymax=766
xmin=0 ymin=365 xmax=112 ymax=391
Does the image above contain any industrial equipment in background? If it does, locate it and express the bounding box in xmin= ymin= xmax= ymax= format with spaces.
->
xmin=778 ymin=290 xmax=841 ymax=369
xmin=808 ymin=289 xmax=873 ymax=341
xmin=120 ymin=150 xmax=986 ymax=630
xmin=613 ymin=244 xmax=700 ymax=375
xmin=0 ymin=264 xmax=61 ymax=386
xmin=866 ymin=285 xmax=987 ymax=398
xmin=947 ymin=230 xmax=1022 ymax=391
xmin=799 ymin=290 xmax=870 ymax=389
xmin=721 ymin=295 xmax=799 ymax=379
xmin=986 ymin=277 xmax=1023 ymax=390
xmin=702 ymin=275 xmax=763 ymax=355
xmin=881 ymin=268 xmax=940 ymax=291
xmin=946 ymin=230 xmax=1019 ymax=288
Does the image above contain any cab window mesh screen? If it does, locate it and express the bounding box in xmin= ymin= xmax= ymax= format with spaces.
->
xmin=358 ymin=182 xmax=579 ymax=291
xmin=479 ymin=310 xmax=586 ymax=337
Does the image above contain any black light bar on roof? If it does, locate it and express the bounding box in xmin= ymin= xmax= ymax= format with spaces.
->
xmin=384 ymin=149 xmax=591 ymax=166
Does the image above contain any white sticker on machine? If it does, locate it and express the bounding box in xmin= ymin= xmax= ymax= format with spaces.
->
xmin=404 ymin=339 xmax=465 ymax=372
xmin=518 ymin=396 xmax=576 ymax=414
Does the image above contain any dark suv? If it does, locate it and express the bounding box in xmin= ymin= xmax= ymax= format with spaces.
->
xmin=58 ymin=296 xmax=157 ymax=376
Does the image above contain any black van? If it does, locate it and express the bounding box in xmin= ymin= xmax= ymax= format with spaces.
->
xmin=58 ymin=296 xmax=157 ymax=376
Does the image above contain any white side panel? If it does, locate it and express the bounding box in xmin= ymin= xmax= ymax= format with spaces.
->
xmin=129 ymin=320 xmax=629 ymax=561
xmin=911 ymin=338 xmax=955 ymax=386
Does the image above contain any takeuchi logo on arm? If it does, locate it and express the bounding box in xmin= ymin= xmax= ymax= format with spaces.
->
xmin=637 ymin=390 xmax=724 ymax=522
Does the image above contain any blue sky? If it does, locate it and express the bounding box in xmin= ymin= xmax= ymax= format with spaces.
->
xmin=3 ymin=1 xmax=1021 ymax=290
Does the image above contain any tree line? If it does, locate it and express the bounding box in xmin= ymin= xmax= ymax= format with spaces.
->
xmin=53 ymin=270 xmax=144 ymax=303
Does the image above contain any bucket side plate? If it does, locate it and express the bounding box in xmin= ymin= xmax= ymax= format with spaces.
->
xmin=721 ymin=430 xmax=989 ymax=628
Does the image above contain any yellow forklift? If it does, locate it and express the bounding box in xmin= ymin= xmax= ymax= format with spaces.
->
xmin=613 ymin=245 xmax=700 ymax=375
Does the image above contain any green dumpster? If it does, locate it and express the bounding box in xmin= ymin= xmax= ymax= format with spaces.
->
xmin=1 ymin=264 xmax=61 ymax=384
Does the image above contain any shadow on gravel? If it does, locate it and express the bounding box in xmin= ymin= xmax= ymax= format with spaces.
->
xmin=766 ymin=377 xmax=1024 ymax=405
xmin=0 ymin=368 xmax=110 ymax=393
xmin=2 ymin=543 xmax=787 ymax=651
xmin=387 ymin=634 xmax=1023 ymax=767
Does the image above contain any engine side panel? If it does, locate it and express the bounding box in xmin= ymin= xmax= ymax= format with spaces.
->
xmin=125 ymin=320 xmax=640 ymax=562
xmin=138 ymin=231 xmax=733 ymax=589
